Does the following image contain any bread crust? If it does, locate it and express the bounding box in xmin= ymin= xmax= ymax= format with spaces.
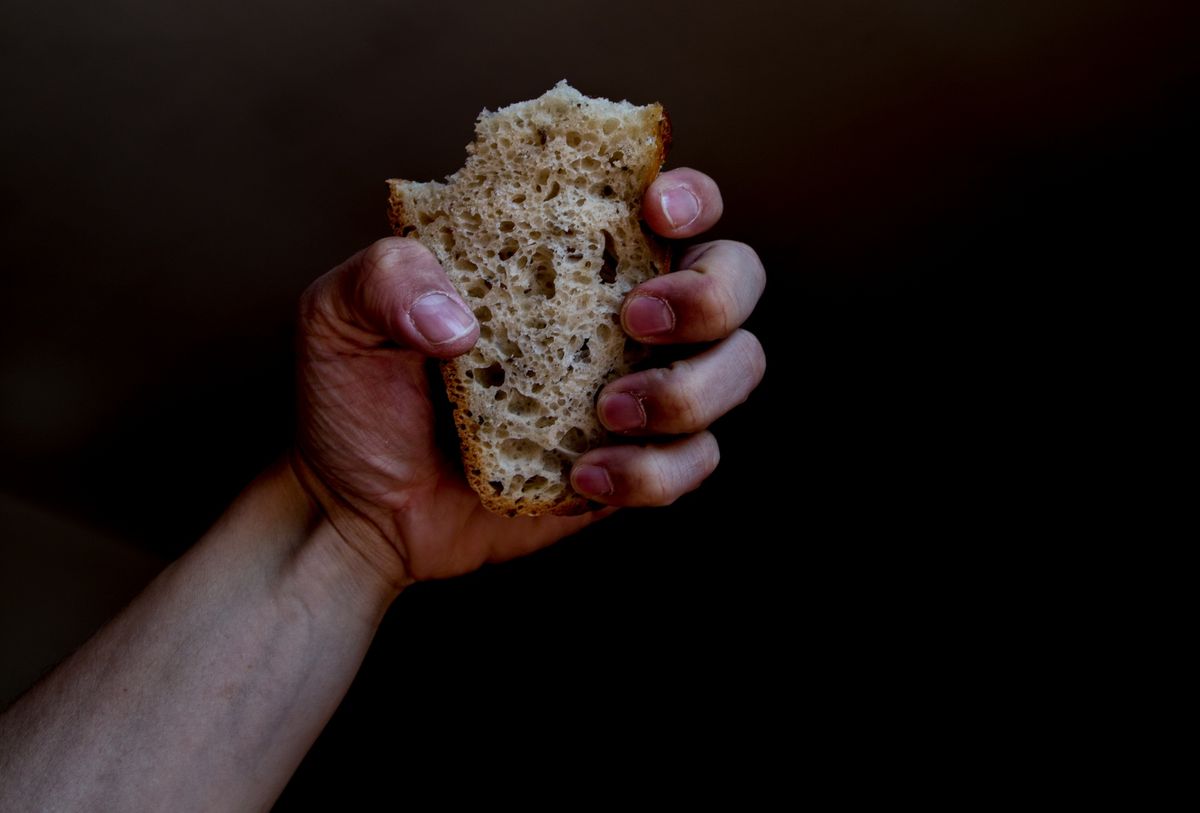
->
xmin=388 ymin=88 xmax=671 ymax=517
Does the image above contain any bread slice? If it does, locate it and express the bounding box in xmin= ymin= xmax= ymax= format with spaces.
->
xmin=387 ymin=81 xmax=671 ymax=516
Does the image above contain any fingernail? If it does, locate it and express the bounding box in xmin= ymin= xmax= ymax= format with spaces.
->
xmin=410 ymin=292 xmax=476 ymax=345
xmin=573 ymin=464 xmax=613 ymax=497
xmin=624 ymin=295 xmax=675 ymax=337
xmin=660 ymin=186 xmax=700 ymax=229
xmin=599 ymin=392 xmax=646 ymax=432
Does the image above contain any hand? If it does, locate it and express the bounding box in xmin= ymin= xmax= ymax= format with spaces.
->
xmin=292 ymin=167 xmax=765 ymax=590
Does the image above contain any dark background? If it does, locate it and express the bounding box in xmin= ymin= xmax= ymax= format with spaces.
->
xmin=1 ymin=0 xmax=1195 ymax=798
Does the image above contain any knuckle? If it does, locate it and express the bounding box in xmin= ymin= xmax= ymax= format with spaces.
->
xmin=646 ymin=365 xmax=706 ymax=431
xmin=734 ymin=241 xmax=764 ymax=274
xmin=636 ymin=455 xmax=676 ymax=506
xmin=663 ymin=382 xmax=708 ymax=432
xmin=373 ymin=235 xmax=421 ymax=258
xmin=693 ymin=274 xmax=738 ymax=336
xmin=737 ymin=330 xmax=767 ymax=385
xmin=361 ymin=237 xmax=419 ymax=278
xmin=726 ymin=242 xmax=767 ymax=294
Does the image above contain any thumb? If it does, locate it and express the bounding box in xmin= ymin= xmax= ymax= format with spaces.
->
xmin=306 ymin=237 xmax=478 ymax=358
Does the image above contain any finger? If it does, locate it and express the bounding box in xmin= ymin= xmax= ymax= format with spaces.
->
xmin=597 ymin=329 xmax=765 ymax=435
xmin=642 ymin=167 xmax=724 ymax=239
xmin=570 ymin=432 xmax=720 ymax=507
xmin=302 ymin=236 xmax=478 ymax=358
xmin=621 ymin=240 xmax=766 ymax=344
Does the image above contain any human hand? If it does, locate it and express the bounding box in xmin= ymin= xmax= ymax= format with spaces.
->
xmin=291 ymin=167 xmax=765 ymax=591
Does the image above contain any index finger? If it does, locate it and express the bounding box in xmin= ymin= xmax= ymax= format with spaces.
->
xmin=642 ymin=167 xmax=724 ymax=239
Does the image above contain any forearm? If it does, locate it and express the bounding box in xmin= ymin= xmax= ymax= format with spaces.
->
xmin=0 ymin=459 xmax=398 ymax=812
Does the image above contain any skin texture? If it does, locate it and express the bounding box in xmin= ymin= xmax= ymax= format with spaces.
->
xmin=0 ymin=168 xmax=765 ymax=811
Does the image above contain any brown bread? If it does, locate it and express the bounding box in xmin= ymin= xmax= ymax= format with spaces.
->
xmin=388 ymin=81 xmax=670 ymax=515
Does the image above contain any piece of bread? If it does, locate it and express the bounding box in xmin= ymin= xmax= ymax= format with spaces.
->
xmin=387 ymin=81 xmax=671 ymax=516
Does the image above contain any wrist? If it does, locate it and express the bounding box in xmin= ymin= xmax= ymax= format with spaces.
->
xmin=284 ymin=450 xmax=411 ymax=613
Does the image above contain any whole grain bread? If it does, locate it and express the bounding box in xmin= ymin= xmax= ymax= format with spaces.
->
xmin=387 ymin=81 xmax=670 ymax=516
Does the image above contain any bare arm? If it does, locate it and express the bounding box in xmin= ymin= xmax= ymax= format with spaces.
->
xmin=0 ymin=168 xmax=764 ymax=810
xmin=0 ymin=459 xmax=395 ymax=813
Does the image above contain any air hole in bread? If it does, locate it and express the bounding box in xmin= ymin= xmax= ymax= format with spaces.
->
xmin=532 ymin=262 xmax=556 ymax=298
xmin=501 ymin=438 xmax=542 ymax=460
xmin=523 ymin=476 xmax=548 ymax=494
xmin=544 ymin=181 xmax=560 ymax=201
xmin=497 ymin=330 xmax=522 ymax=358
xmin=507 ymin=392 xmax=538 ymax=416
xmin=489 ymin=481 xmax=504 ymax=495
xmin=536 ymin=416 xmax=556 ymax=428
xmin=500 ymin=220 xmax=515 ymax=232
xmin=566 ymin=131 xmax=581 ymax=147
xmin=559 ymin=427 xmax=588 ymax=454
xmin=600 ymin=230 xmax=619 ymax=284
xmin=603 ymin=119 xmax=620 ymax=135
xmin=474 ymin=305 xmax=493 ymax=322
xmin=475 ymin=363 xmax=506 ymax=387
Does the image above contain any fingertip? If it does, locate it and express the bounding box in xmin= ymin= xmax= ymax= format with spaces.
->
xmin=571 ymin=463 xmax=614 ymax=500
xmin=643 ymin=168 xmax=723 ymax=238
xmin=406 ymin=291 xmax=479 ymax=357
xmin=621 ymin=293 xmax=676 ymax=340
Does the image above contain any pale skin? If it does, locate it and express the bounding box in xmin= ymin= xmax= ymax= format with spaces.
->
xmin=0 ymin=168 xmax=766 ymax=811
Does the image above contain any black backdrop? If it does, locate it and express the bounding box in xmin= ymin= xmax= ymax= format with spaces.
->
xmin=1 ymin=0 xmax=1195 ymax=800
